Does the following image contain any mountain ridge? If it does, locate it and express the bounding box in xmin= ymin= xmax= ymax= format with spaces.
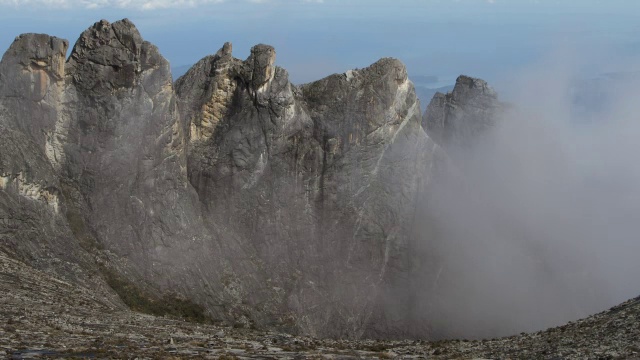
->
xmin=0 ymin=17 xmax=630 ymax=349
xmin=0 ymin=18 xmax=444 ymax=339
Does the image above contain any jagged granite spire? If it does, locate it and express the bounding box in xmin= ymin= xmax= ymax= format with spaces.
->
xmin=0 ymin=31 xmax=122 ymax=307
xmin=422 ymin=75 xmax=502 ymax=149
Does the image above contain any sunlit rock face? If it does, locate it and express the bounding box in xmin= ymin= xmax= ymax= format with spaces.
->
xmin=1 ymin=18 xmax=448 ymax=339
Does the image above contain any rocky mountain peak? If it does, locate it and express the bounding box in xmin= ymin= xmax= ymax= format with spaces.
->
xmin=216 ymin=41 xmax=233 ymax=58
xmin=341 ymin=57 xmax=408 ymax=85
xmin=301 ymin=56 xmax=415 ymax=146
xmin=243 ymin=43 xmax=276 ymax=89
xmin=0 ymin=33 xmax=68 ymax=98
xmin=375 ymin=57 xmax=409 ymax=84
xmin=451 ymin=74 xmax=497 ymax=101
xmin=67 ymin=18 xmax=148 ymax=93
xmin=422 ymin=74 xmax=501 ymax=149
xmin=0 ymin=33 xmax=69 ymax=156
xmin=70 ymin=18 xmax=142 ymax=59
xmin=175 ymin=41 xmax=293 ymax=144
xmin=175 ymin=42 xmax=242 ymax=142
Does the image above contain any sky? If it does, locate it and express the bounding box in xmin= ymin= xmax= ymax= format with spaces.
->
xmin=0 ymin=0 xmax=639 ymax=86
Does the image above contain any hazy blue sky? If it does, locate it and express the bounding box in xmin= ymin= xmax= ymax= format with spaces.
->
xmin=1 ymin=0 xmax=639 ymax=85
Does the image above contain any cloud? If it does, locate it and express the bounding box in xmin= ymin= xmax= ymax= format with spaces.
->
xmin=0 ymin=0 xmax=324 ymax=8
xmin=0 ymin=0 xmax=226 ymax=10
xmin=415 ymin=49 xmax=640 ymax=338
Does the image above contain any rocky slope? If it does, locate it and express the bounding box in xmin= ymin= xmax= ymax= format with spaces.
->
xmin=1 ymin=251 xmax=639 ymax=358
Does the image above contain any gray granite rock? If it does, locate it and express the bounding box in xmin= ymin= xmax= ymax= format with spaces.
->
xmin=0 ymin=18 xmax=447 ymax=339
xmin=422 ymin=75 xmax=502 ymax=150
xmin=0 ymin=31 xmax=121 ymax=306
xmin=176 ymin=42 xmax=444 ymax=337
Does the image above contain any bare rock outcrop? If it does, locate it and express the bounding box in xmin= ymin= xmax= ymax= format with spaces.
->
xmin=422 ymin=75 xmax=502 ymax=150
xmin=0 ymin=32 xmax=120 ymax=305
xmin=1 ymin=18 xmax=443 ymax=339
xmin=176 ymin=42 xmax=443 ymax=337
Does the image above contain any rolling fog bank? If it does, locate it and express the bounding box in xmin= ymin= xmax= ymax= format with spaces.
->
xmin=415 ymin=54 xmax=640 ymax=339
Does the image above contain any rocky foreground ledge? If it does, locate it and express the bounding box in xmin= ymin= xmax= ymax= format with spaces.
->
xmin=1 ymin=252 xmax=639 ymax=359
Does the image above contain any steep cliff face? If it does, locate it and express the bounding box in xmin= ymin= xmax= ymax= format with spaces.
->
xmin=296 ymin=59 xmax=443 ymax=338
xmin=0 ymin=33 xmax=121 ymax=305
xmin=176 ymin=42 xmax=444 ymax=337
xmin=61 ymin=19 xmax=208 ymax=283
xmin=0 ymin=18 xmax=447 ymax=339
xmin=0 ymin=20 xmax=224 ymax=320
